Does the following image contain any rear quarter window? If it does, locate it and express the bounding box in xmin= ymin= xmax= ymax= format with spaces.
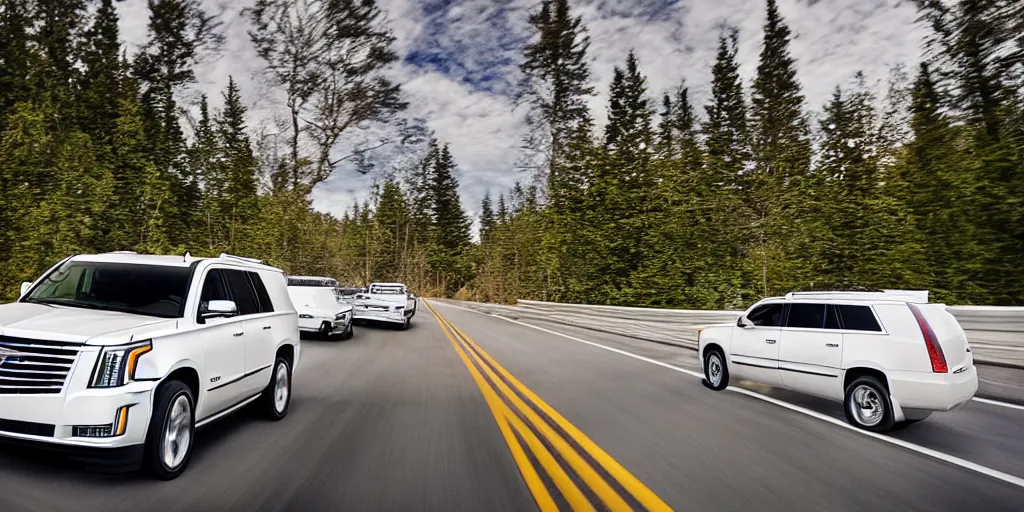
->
xmin=838 ymin=305 xmax=882 ymax=332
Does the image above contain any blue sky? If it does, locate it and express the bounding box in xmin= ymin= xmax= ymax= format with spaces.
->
xmin=117 ymin=0 xmax=930 ymax=224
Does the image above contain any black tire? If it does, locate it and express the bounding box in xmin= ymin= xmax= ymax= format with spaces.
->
xmin=844 ymin=376 xmax=895 ymax=432
xmin=703 ymin=348 xmax=729 ymax=391
xmin=143 ymin=380 xmax=195 ymax=480
xmin=401 ymin=316 xmax=411 ymax=330
xmin=257 ymin=357 xmax=292 ymax=420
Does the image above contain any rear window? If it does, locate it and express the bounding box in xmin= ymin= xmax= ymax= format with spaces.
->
xmin=838 ymin=305 xmax=882 ymax=332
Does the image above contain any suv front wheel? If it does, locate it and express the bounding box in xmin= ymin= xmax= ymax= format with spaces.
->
xmin=703 ymin=348 xmax=729 ymax=391
xmin=144 ymin=380 xmax=195 ymax=480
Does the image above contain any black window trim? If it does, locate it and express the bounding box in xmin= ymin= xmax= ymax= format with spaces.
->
xmin=223 ymin=269 xmax=261 ymax=317
xmin=784 ymin=302 xmax=830 ymax=330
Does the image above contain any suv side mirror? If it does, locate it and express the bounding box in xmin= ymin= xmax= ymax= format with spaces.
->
xmin=19 ymin=282 xmax=32 ymax=297
xmin=200 ymin=300 xmax=238 ymax=321
xmin=737 ymin=316 xmax=753 ymax=329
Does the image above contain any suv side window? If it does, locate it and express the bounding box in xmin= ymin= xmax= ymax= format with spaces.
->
xmin=225 ymin=270 xmax=260 ymax=316
xmin=747 ymin=303 xmax=785 ymax=327
xmin=248 ymin=272 xmax=274 ymax=313
xmin=787 ymin=303 xmax=825 ymax=329
xmin=199 ymin=269 xmax=232 ymax=312
xmin=837 ymin=305 xmax=882 ymax=332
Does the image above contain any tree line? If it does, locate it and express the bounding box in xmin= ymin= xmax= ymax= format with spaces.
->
xmin=463 ymin=0 xmax=1023 ymax=308
xmin=2 ymin=0 xmax=1022 ymax=308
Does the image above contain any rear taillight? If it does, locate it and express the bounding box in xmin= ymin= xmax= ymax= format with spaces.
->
xmin=908 ymin=303 xmax=947 ymax=373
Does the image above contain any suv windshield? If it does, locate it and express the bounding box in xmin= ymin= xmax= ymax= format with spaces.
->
xmin=22 ymin=261 xmax=191 ymax=318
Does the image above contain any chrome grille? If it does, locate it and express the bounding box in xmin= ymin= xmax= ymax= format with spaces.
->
xmin=0 ymin=336 xmax=83 ymax=395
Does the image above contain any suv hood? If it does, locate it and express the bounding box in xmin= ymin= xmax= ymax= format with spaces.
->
xmin=0 ymin=302 xmax=178 ymax=345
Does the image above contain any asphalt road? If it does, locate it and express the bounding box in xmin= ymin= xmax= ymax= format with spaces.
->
xmin=0 ymin=299 xmax=1022 ymax=511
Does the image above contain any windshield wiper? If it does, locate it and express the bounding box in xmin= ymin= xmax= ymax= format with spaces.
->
xmin=21 ymin=298 xmax=56 ymax=307
xmin=25 ymin=298 xmax=124 ymax=313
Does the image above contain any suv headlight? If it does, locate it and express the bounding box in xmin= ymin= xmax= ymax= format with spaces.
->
xmin=335 ymin=312 xmax=348 ymax=321
xmin=393 ymin=305 xmax=405 ymax=311
xmin=299 ymin=313 xmax=314 ymax=319
xmin=90 ymin=340 xmax=153 ymax=388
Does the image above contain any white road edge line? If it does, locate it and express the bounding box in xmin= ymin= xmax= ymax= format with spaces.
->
xmin=429 ymin=300 xmax=1024 ymax=490
xmin=972 ymin=396 xmax=1024 ymax=412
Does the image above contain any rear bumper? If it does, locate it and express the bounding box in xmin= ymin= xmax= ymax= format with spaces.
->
xmin=353 ymin=308 xmax=407 ymax=324
xmin=888 ymin=366 xmax=978 ymax=411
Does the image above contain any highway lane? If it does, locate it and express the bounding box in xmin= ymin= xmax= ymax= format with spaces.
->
xmin=0 ymin=317 xmax=535 ymax=512
xmin=0 ymin=301 xmax=1021 ymax=511
xmin=428 ymin=300 xmax=1024 ymax=511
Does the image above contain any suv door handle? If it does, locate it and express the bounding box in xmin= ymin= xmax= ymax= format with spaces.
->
xmin=262 ymin=326 xmax=272 ymax=330
xmin=765 ymin=339 xmax=777 ymax=344
xmin=233 ymin=332 xmax=243 ymax=337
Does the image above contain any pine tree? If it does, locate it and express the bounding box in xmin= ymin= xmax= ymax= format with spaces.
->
xmin=107 ymin=77 xmax=156 ymax=251
xmin=703 ymin=29 xmax=749 ymax=187
xmin=428 ymin=144 xmax=472 ymax=294
xmin=0 ymin=0 xmax=35 ymax=126
xmin=78 ymin=0 xmax=123 ymax=149
xmin=519 ymin=0 xmax=595 ymax=190
xmin=216 ymin=76 xmax=259 ymax=252
xmin=748 ymin=0 xmax=814 ymax=296
xmin=479 ymin=192 xmax=496 ymax=243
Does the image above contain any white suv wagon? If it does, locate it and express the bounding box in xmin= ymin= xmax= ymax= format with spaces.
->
xmin=0 ymin=252 xmax=300 ymax=479
xmin=698 ymin=290 xmax=977 ymax=432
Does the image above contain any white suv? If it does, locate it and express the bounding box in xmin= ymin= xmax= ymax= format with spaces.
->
xmin=698 ymin=290 xmax=977 ymax=432
xmin=0 ymin=252 xmax=300 ymax=479
xmin=352 ymin=283 xmax=417 ymax=329
xmin=286 ymin=276 xmax=354 ymax=340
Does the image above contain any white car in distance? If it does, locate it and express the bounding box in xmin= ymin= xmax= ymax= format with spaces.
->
xmin=0 ymin=252 xmax=300 ymax=479
xmin=286 ymin=276 xmax=354 ymax=340
xmin=352 ymin=283 xmax=416 ymax=329
xmin=698 ymin=290 xmax=978 ymax=432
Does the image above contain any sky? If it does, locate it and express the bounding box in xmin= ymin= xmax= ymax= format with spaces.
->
xmin=116 ymin=0 xmax=930 ymax=225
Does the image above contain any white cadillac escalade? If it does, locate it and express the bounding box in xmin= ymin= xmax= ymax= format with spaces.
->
xmin=0 ymin=252 xmax=301 ymax=479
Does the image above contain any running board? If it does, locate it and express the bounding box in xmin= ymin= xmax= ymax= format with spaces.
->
xmin=196 ymin=393 xmax=262 ymax=429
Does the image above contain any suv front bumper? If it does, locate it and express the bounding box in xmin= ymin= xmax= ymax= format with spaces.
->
xmin=0 ymin=380 xmax=155 ymax=458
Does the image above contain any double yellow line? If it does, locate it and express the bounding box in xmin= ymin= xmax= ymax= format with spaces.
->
xmin=425 ymin=300 xmax=673 ymax=512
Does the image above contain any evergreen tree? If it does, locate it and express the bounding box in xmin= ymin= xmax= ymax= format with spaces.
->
xmin=216 ymin=76 xmax=259 ymax=252
xmin=78 ymin=0 xmax=123 ymax=149
xmin=519 ymin=0 xmax=595 ymax=190
xmin=703 ymin=29 xmax=749 ymax=187
xmin=479 ymin=192 xmax=496 ymax=243
xmin=0 ymin=0 xmax=35 ymax=125
xmin=748 ymin=0 xmax=814 ymax=296
xmin=428 ymin=144 xmax=472 ymax=294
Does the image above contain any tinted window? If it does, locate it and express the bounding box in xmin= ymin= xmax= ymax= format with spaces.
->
xmin=200 ymin=270 xmax=231 ymax=304
xmin=787 ymin=303 xmax=825 ymax=329
xmin=248 ymin=272 xmax=274 ymax=313
xmin=225 ymin=270 xmax=260 ymax=316
xmin=24 ymin=261 xmax=191 ymax=318
xmin=747 ymin=303 xmax=785 ymax=327
xmin=838 ymin=305 xmax=882 ymax=332
xmin=825 ymin=305 xmax=841 ymax=329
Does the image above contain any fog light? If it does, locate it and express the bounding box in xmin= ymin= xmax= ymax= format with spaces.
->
xmin=73 ymin=425 xmax=113 ymax=437
xmin=72 ymin=406 xmax=130 ymax=438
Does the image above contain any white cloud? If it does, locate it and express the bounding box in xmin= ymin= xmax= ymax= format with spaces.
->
xmin=117 ymin=0 xmax=929 ymax=223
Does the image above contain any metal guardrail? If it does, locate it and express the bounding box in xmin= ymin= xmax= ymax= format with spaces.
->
xmin=445 ymin=299 xmax=1024 ymax=369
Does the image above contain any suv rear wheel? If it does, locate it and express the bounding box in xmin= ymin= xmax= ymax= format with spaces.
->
xmin=844 ymin=376 xmax=895 ymax=432
xmin=144 ymin=380 xmax=195 ymax=480
xmin=258 ymin=357 xmax=292 ymax=420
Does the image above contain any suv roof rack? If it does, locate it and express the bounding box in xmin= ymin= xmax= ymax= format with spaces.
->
xmin=785 ymin=289 xmax=929 ymax=303
xmin=219 ymin=253 xmax=263 ymax=264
